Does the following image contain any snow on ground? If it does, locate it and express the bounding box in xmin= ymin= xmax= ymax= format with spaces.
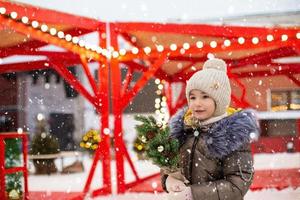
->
xmin=28 ymin=152 xmax=300 ymax=199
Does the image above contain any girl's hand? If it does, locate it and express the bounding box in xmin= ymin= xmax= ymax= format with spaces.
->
xmin=166 ymin=175 xmax=186 ymax=192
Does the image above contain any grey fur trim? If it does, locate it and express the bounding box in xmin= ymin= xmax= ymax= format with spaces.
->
xmin=204 ymin=109 xmax=259 ymax=159
xmin=169 ymin=109 xmax=260 ymax=159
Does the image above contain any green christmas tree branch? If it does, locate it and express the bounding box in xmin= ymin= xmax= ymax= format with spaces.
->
xmin=134 ymin=115 xmax=180 ymax=171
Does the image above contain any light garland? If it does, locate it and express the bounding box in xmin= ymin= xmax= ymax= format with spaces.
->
xmin=154 ymin=78 xmax=169 ymax=126
xmin=0 ymin=6 xmax=299 ymax=60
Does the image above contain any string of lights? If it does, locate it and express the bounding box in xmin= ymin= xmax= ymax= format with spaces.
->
xmin=1 ymin=6 xmax=299 ymax=62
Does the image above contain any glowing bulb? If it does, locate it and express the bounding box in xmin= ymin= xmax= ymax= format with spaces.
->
xmin=207 ymin=53 xmax=215 ymax=59
xmin=155 ymin=98 xmax=161 ymax=104
xmin=238 ymin=37 xmax=245 ymax=44
xmin=0 ymin=7 xmax=6 ymax=14
xmin=85 ymin=44 xmax=91 ymax=50
xmin=41 ymin=24 xmax=48 ymax=32
xmin=156 ymin=45 xmax=164 ymax=52
xmin=266 ymin=35 xmax=274 ymax=42
xmin=21 ymin=16 xmax=29 ymax=24
xmin=72 ymin=36 xmax=79 ymax=44
xmin=10 ymin=12 xmax=17 ymax=19
xmin=103 ymin=128 xmax=110 ymax=135
xmin=158 ymin=84 xmax=163 ymax=90
xmin=170 ymin=44 xmax=177 ymax=51
xmin=49 ymin=28 xmax=57 ymax=35
xmin=79 ymin=40 xmax=85 ymax=47
xmin=180 ymin=48 xmax=185 ymax=54
xmin=90 ymin=45 xmax=97 ymax=51
xmin=112 ymin=51 xmax=119 ymax=58
xmin=57 ymin=31 xmax=64 ymax=38
xmin=296 ymin=33 xmax=300 ymax=39
xmin=155 ymin=78 xmax=160 ymax=84
xmin=196 ymin=41 xmax=203 ymax=48
xmin=144 ymin=46 xmax=151 ymax=54
xmin=183 ymin=42 xmax=190 ymax=50
xmin=224 ymin=39 xmax=231 ymax=47
xmin=31 ymin=21 xmax=39 ymax=28
xmin=37 ymin=113 xmax=44 ymax=121
xmin=44 ymin=83 xmax=50 ymax=89
xmin=65 ymin=34 xmax=72 ymax=41
xmin=210 ymin=41 xmax=217 ymax=48
xmin=96 ymin=47 xmax=102 ymax=54
xmin=119 ymin=49 xmax=126 ymax=56
xmin=101 ymin=49 xmax=108 ymax=57
xmin=281 ymin=34 xmax=288 ymax=41
xmin=252 ymin=37 xmax=259 ymax=44
xmin=17 ymin=128 xmax=23 ymax=134
xmin=132 ymin=47 xmax=139 ymax=54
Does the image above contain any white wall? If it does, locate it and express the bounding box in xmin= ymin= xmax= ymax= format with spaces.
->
xmin=23 ymin=72 xmax=85 ymax=142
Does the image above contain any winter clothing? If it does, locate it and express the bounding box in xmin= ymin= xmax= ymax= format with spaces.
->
xmin=185 ymin=58 xmax=231 ymax=117
xmin=161 ymin=108 xmax=259 ymax=200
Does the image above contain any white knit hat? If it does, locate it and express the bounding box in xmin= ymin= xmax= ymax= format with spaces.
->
xmin=185 ymin=58 xmax=231 ymax=117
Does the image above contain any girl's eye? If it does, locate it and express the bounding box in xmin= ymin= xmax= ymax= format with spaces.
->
xmin=189 ymin=96 xmax=196 ymax=100
xmin=202 ymin=95 xmax=209 ymax=99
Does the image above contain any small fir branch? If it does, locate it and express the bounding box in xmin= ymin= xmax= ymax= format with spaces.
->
xmin=134 ymin=115 xmax=179 ymax=170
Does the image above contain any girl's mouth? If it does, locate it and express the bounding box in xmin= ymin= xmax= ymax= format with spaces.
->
xmin=195 ymin=110 xmax=205 ymax=113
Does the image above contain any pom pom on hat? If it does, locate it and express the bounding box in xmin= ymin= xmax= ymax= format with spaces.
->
xmin=203 ymin=58 xmax=227 ymax=72
xmin=185 ymin=58 xmax=231 ymax=117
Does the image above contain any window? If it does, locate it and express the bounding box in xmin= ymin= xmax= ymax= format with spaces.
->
xmin=260 ymin=119 xmax=297 ymax=137
xmin=271 ymin=90 xmax=300 ymax=111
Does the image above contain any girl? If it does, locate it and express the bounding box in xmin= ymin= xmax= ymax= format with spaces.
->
xmin=161 ymin=58 xmax=259 ymax=200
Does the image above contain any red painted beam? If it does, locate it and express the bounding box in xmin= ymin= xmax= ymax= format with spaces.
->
xmin=0 ymin=15 xmax=106 ymax=63
xmin=120 ymin=67 xmax=133 ymax=97
xmin=172 ymin=84 xmax=188 ymax=115
xmin=170 ymin=62 xmax=196 ymax=81
xmin=109 ymin=24 xmax=126 ymax=194
xmin=170 ymin=62 xmax=300 ymax=83
xmin=121 ymin=57 xmax=166 ymax=108
xmin=83 ymin=30 xmax=112 ymax=196
xmin=164 ymin=82 xmax=173 ymax=114
xmin=122 ymin=60 xmax=171 ymax=82
xmin=122 ymin=60 xmax=148 ymax=72
xmin=0 ymin=60 xmax=49 ymax=73
xmin=80 ymin=56 xmax=99 ymax=96
xmin=119 ymin=39 xmax=298 ymax=62
xmin=50 ymin=61 xmax=98 ymax=107
xmin=0 ymin=40 xmax=47 ymax=58
xmin=114 ymin=22 xmax=300 ymax=39
xmin=0 ymin=0 xmax=104 ymax=31
xmin=0 ymin=27 xmax=94 ymax=58
xmin=231 ymin=94 xmax=251 ymax=108
xmin=5 ymin=51 xmax=81 ymax=60
xmin=228 ymin=46 xmax=299 ymax=68
xmin=120 ymin=32 xmax=138 ymax=47
xmin=235 ymin=66 xmax=300 ymax=78
xmin=287 ymin=75 xmax=300 ymax=87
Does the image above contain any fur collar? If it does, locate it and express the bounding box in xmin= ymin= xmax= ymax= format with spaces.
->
xmin=169 ymin=108 xmax=260 ymax=159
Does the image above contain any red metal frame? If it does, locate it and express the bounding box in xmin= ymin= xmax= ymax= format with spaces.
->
xmin=0 ymin=0 xmax=103 ymax=31
xmin=0 ymin=132 xmax=29 ymax=200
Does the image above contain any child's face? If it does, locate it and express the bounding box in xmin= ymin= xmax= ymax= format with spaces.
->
xmin=188 ymin=89 xmax=216 ymax=121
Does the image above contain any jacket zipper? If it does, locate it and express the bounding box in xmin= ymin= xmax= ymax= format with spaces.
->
xmin=188 ymin=133 xmax=200 ymax=182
